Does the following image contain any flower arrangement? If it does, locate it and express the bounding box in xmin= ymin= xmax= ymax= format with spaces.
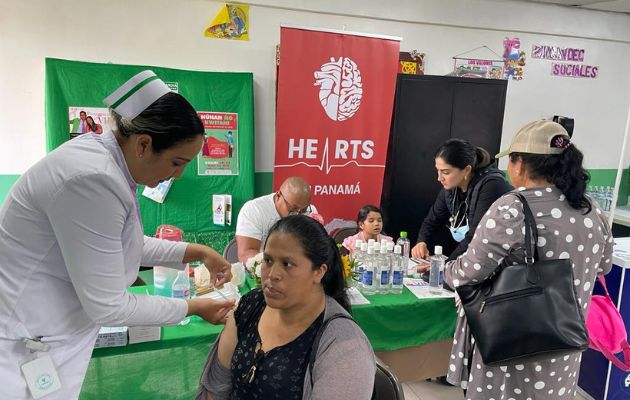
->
xmin=340 ymin=253 xmax=362 ymax=287
xmin=245 ymin=252 xmax=263 ymax=288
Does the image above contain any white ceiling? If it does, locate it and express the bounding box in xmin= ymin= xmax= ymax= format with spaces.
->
xmin=518 ymin=0 xmax=630 ymax=14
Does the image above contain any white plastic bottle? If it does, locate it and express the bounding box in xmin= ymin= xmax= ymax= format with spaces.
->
xmin=429 ymin=246 xmax=447 ymax=294
xmin=362 ymin=246 xmax=377 ymax=294
xmin=172 ymin=270 xmax=191 ymax=325
xmin=379 ymin=243 xmax=391 ymax=294
xmin=391 ymin=245 xmax=404 ymax=294
xmin=352 ymin=240 xmax=363 ymax=261
xmin=396 ymin=231 xmax=411 ymax=274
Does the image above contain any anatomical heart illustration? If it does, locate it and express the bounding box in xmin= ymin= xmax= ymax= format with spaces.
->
xmin=314 ymin=57 xmax=363 ymax=121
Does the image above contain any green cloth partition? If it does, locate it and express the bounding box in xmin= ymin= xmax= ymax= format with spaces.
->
xmin=45 ymin=58 xmax=254 ymax=250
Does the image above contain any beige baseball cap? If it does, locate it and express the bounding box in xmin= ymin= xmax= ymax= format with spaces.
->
xmin=495 ymin=119 xmax=571 ymax=158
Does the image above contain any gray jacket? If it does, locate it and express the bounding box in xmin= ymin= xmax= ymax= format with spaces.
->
xmin=196 ymin=295 xmax=375 ymax=400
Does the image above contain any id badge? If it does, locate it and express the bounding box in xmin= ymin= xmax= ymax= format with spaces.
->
xmin=21 ymin=355 xmax=62 ymax=399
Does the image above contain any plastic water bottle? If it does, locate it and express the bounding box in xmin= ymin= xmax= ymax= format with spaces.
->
xmin=355 ymin=243 xmax=368 ymax=288
xmin=353 ymin=239 xmax=363 ymax=260
xmin=429 ymin=246 xmax=447 ymax=294
xmin=379 ymin=243 xmax=391 ymax=294
xmin=604 ymin=186 xmax=613 ymax=211
xmin=187 ymin=264 xmax=196 ymax=299
xmin=396 ymin=231 xmax=410 ymax=263
xmin=172 ymin=270 xmax=191 ymax=325
xmin=391 ymin=245 xmax=404 ymax=294
xmin=362 ymin=246 xmax=377 ymax=294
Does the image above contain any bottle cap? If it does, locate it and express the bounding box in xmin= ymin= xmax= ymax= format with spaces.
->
xmin=361 ymin=243 xmax=368 ymax=251
xmin=386 ymin=241 xmax=394 ymax=251
xmin=400 ymin=231 xmax=407 ymax=238
xmin=434 ymin=245 xmax=443 ymax=255
xmin=355 ymin=239 xmax=363 ymax=248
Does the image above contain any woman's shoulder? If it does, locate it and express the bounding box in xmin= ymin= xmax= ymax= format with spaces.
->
xmin=234 ymin=288 xmax=265 ymax=322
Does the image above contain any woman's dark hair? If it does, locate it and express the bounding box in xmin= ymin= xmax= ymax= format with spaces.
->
xmin=509 ymin=143 xmax=592 ymax=213
xmin=435 ymin=138 xmax=492 ymax=171
xmin=265 ymin=215 xmax=350 ymax=312
xmin=111 ymin=92 xmax=204 ymax=153
xmin=357 ymin=205 xmax=382 ymax=226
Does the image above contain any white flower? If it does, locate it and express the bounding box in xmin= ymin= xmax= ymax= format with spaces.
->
xmin=255 ymin=262 xmax=262 ymax=278
xmin=245 ymin=252 xmax=264 ymax=271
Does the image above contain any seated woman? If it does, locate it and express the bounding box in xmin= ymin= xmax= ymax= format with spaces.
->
xmin=412 ymin=139 xmax=512 ymax=261
xmin=342 ymin=205 xmax=393 ymax=253
xmin=197 ymin=215 xmax=375 ymax=400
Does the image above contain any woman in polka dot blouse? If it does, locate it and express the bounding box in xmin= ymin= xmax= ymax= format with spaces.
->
xmin=444 ymin=119 xmax=614 ymax=400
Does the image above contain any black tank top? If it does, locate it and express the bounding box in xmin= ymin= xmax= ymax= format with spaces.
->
xmin=230 ymin=289 xmax=324 ymax=399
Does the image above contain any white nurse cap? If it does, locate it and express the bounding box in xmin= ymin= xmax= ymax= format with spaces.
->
xmin=103 ymin=70 xmax=171 ymax=120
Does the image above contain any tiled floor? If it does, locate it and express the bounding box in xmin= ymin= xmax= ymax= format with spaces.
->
xmin=401 ymin=379 xmax=591 ymax=400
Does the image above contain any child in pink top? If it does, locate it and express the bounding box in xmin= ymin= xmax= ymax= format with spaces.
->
xmin=342 ymin=205 xmax=393 ymax=252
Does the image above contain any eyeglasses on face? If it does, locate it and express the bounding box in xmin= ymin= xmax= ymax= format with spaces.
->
xmin=277 ymin=191 xmax=311 ymax=215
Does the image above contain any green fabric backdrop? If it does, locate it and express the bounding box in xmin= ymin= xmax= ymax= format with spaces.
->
xmin=45 ymin=58 xmax=254 ymax=249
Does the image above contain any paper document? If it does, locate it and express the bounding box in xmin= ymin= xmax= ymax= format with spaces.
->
xmin=347 ymin=287 xmax=370 ymax=305
xmin=403 ymin=278 xmax=455 ymax=299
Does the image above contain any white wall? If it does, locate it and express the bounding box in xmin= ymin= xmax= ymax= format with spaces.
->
xmin=1 ymin=0 xmax=629 ymax=175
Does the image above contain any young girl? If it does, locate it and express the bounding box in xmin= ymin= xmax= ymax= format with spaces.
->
xmin=342 ymin=205 xmax=393 ymax=253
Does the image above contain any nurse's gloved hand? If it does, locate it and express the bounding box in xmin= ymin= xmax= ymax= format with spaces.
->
xmin=184 ymin=243 xmax=232 ymax=287
xmin=187 ymin=298 xmax=236 ymax=325
xmin=411 ymin=242 xmax=430 ymax=260
xmin=201 ymin=248 xmax=232 ymax=287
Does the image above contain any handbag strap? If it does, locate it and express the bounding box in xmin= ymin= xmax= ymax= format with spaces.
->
xmin=512 ymin=192 xmax=539 ymax=265
xmin=598 ymin=275 xmax=612 ymax=298
xmin=592 ymin=336 xmax=630 ymax=371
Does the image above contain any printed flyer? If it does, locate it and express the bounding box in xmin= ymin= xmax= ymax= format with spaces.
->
xmin=197 ymin=112 xmax=239 ymax=176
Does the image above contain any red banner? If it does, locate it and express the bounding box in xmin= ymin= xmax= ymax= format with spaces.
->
xmin=274 ymin=26 xmax=400 ymax=226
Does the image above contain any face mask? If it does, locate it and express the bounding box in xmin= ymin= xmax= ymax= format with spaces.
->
xmin=449 ymin=224 xmax=469 ymax=242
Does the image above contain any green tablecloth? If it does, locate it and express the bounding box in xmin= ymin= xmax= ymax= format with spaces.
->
xmin=80 ymin=279 xmax=456 ymax=400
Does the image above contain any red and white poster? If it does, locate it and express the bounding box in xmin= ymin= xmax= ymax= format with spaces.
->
xmin=274 ymin=26 xmax=401 ymax=227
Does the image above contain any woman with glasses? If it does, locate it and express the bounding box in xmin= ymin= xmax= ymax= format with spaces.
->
xmin=197 ymin=215 xmax=375 ymax=399
xmin=411 ymin=139 xmax=512 ymax=262
xmin=235 ymin=177 xmax=318 ymax=263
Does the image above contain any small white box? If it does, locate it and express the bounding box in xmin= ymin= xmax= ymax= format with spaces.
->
xmin=95 ymin=326 xmax=128 ymax=348
xmin=128 ymin=326 xmax=161 ymax=344
xmin=213 ymin=194 xmax=232 ymax=226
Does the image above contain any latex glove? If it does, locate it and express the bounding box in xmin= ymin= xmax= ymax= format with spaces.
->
xmin=187 ymin=298 xmax=236 ymax=325
xmin=202 ymin=248 xmax=232 ymax=287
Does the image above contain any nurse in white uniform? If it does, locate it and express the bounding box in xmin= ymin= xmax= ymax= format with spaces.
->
xmin=0 ymin=71 xmax=235 ymax=399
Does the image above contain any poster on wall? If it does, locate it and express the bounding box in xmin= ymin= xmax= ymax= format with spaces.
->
xmin=204 ymin=3 xmax=249 ymax=40
xmin=197 ymin=112 xmax=239 ymax=176
xmin=450 ymin=46 xmax=504 ymax=79
xmin=503 ymin=37 xmax=526 ymax=80
xmin=68 ymin=107 xmax=111 ymax=139
xmin=274 ymin=26 xmax=401 ymax=227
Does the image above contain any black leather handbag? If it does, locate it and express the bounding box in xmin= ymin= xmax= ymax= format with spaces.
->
xmin=456 ymin=192 xmax=589 ymax=366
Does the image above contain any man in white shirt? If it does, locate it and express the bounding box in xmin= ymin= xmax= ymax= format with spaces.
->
xmin=235 ymin=176 xmax=317 ymax=263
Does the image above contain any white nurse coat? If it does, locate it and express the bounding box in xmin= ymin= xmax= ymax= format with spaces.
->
xmin=0 ymin=131 xmax=190 ymax=399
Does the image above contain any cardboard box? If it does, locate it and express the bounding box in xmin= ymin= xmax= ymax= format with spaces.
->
xmin=128 ymin=326 xmax=161 ymax=345
xmin=213 ymin=194 xmax=232 ymax=226
xmin=95 ymin=326 xmax=128 ymax=348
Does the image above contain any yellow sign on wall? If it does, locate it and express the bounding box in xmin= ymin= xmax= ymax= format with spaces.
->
xmin=204 ymin=3 xmax=249 ymax=41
